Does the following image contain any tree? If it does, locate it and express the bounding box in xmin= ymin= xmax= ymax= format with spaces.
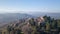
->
xmin=54 ymin=20 xmax=57 ymax=29
xmin=43 ymin=15 xmax=47 ymax=22
xmin=15 ymin=29 xmax=22 ymax=34
xmin=7 ymin=26 xmax=11 ymax=34
xmin=45 ymin=22 xmax=50 ymax=32
xmin=29 ymin=18 xmax=36 ymax=26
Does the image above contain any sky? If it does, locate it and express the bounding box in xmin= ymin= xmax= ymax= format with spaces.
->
xmin=0 ymin=0 xmax=60 ymax=13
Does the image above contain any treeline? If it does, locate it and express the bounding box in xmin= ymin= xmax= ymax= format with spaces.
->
xmin=6 ymin=15 xmax=60 ymax=34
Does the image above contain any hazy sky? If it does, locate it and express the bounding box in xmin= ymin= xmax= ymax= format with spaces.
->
xmin=0 ymin=0 xmax=60 ymax=13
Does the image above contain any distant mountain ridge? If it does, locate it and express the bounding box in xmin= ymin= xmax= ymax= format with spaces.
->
xmin=0 ymin=13 xmax=60 ymax=26
xmin=0 ymin=13 xmax=60 ymax=23
xmin=0 ymin=13 xmax=34 ymax=24
xmin=30 ymin=12 xmax=60 ymax=19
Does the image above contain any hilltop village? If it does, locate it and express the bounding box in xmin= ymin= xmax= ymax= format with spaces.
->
xmin=0 ymin=15 xmax=60 ymax=34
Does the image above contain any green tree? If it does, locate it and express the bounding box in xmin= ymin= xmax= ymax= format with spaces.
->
xmin=29 ymin=18 xmax=36 ymax=26
xmin=45 ymin=22 xmax=50 ymax=32
xmin=7 ymin=26 xmax=11 ymax=34
xmin=43 ymin=15 xmax=47 ymax=22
